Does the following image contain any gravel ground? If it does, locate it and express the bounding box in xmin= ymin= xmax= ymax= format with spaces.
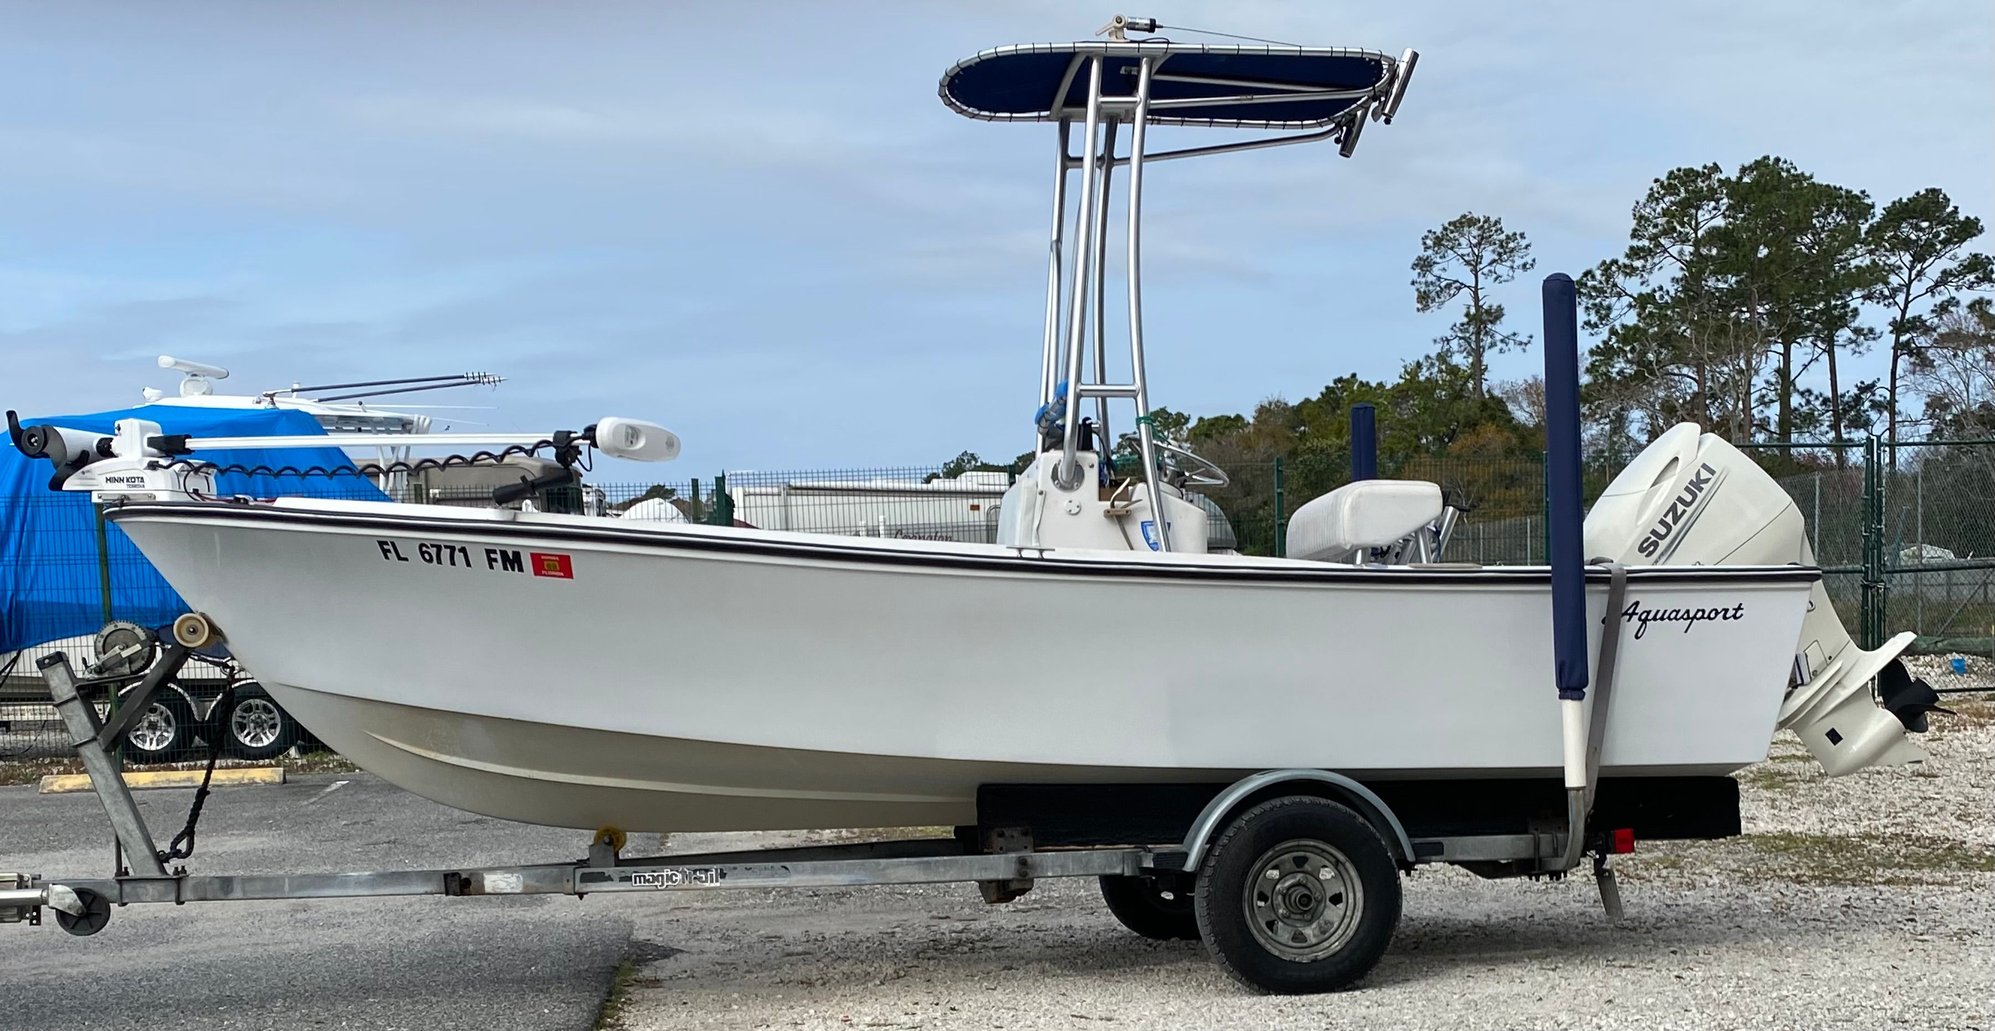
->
xmin=1905 ymin=652 xmax=1995 ymax=695
xmin=613 ymin=696 xmax=1994 ymax=1031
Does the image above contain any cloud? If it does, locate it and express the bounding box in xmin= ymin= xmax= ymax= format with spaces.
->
xmin=335 ymin=93 xmax=915 ymax=166
xmin=0 ymin=2 xmax=1987 ymax=471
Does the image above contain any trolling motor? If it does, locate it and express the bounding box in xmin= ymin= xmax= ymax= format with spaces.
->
xmin=9 ymin=413 xmax=221 ymax=497
xmin=7 ymin=412 xmax=119 ymax=490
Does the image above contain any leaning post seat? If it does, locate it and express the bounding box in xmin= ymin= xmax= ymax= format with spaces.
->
xmin=1286 ymin=480 xmax=1444 ymax=563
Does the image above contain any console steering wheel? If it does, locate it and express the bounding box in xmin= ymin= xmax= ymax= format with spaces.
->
xmin=1152 ymin=439 xmax=1230 ymax=488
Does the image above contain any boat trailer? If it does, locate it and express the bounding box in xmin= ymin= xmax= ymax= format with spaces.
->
xmin=2 ymin=600 xmax=1646 ymax=994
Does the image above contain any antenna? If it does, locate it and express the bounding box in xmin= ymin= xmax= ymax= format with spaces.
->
xmin=262 ymin=372 xmax=506 ymax=404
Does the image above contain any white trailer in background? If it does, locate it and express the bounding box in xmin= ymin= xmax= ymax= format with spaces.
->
xmin=728 ymin=471 xmax=1010 ymax=544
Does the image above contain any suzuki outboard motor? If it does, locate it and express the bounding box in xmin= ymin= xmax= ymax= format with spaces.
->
xmin=1583 ymin=423 xmax=1945 ymax=776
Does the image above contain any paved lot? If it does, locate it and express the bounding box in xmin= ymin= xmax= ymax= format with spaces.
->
xmin=0 ymin=774 xmax=638 ymax=1031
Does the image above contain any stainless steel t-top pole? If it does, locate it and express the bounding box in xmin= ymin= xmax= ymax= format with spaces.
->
xmin=1038 ymin=117 xmax=1071 ymax=410
xmin=1125 ymin=56 xmax=1168 ymax=551
xmin=1092 ymin=120 xmax=1119 ymax=450
xmin=1055 ymin=56 xmax=1104 ymax=491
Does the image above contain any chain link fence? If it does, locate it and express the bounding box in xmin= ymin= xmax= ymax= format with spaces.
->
xmin=1885 ymin=442 xmax=1995 ymax=652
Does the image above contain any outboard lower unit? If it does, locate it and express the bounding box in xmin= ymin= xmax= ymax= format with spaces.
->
xmin=1583 ymin=423 xmax=1945 ymax=775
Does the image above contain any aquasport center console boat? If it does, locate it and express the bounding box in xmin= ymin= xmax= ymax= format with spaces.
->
xmin=0 ymin=18 xmax=1950 ymax=995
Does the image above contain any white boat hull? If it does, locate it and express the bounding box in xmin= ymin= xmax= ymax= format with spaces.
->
xmin=107 ymin=499 xmax=1816 ymax=833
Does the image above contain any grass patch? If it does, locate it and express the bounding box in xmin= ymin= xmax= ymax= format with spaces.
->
xmin=594 ymin=959 xmax=637 ymax=1031
xmin=0 ymin=747 xmax=358 ymax=787
xmin=276 ymin=750 xmax=361 ymax=775
xmin=1736 ymin=765 xmax=1807 ymax=793
xmin=0 ymin=756 xmax=82 ymax=787
xmin=1611 ymin=850 xmax=1690 ymax=882
xmin=1738 ymin=832 xmax=1995 ymax=886
xmin=1942 ymin=697 xmax=1995 ymax=728
xmin=1617 ymin=832 xmax=1994 ymax=887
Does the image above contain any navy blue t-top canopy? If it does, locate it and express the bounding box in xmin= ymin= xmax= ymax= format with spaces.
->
xmin=940 ymin=41 xmax=1396 ymax=129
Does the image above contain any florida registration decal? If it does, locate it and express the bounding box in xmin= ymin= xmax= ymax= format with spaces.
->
xmin=373 ymin=539 xmax=576 ymax=581
xmin=530 ymin=552 xmax=574 ymax=579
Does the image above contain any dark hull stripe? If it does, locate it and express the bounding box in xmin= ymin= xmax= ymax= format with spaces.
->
xmin=106 ymin=501 xmax=1824 ymax=588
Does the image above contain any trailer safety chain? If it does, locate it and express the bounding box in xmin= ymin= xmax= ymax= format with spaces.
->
xmin=156 ymin=683 xmax=235 ymax=867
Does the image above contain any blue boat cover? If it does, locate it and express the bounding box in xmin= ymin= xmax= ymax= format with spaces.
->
xmin=941 ymin=42 xmax=1394 ymax=128
xmin=1 ymin=405 xmax=384 ymax=653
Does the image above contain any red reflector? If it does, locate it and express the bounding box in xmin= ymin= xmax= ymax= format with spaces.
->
xmin=1610 ymin=827 xmax=1636 ymax=854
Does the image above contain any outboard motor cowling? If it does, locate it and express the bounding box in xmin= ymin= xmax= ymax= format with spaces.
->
xmin=1583 ymin=423 xmax=1936 ymax=776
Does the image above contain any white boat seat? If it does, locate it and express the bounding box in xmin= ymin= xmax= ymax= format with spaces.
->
xmin=1286 ymin=479 xmax=1444 ymax=562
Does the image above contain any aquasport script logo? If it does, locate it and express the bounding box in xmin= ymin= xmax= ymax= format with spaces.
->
xmin=1619 ymin=601 xmax=1745 ymax=639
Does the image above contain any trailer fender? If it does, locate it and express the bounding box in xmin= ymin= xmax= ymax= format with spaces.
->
xmin=1181 ymin=770 xmax=1414 ymax=870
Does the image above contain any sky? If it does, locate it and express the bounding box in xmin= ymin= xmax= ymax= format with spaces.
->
xmin=2 ymin=1 xmax=1990 ymax=480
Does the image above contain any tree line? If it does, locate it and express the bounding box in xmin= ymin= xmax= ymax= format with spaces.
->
xmin=938 ymin=155 xmax=1993 ymax=496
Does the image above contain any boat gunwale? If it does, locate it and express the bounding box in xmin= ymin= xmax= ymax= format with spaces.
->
xmin=106 ymin=500 xmax=1824 ymax=589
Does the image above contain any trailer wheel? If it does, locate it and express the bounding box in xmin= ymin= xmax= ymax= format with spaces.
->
xmin=1099 ymin=874 xmax=1199 ymax=940
xmin=219 ymin=683 xmax=299 ymax=761
xmin=120 ymin=690 xmax=197 ymax=765
xmin=55 ymin=888 xmax=110 ymax=937
xmin=1193 ymin=796 xmax=1400 ymax=994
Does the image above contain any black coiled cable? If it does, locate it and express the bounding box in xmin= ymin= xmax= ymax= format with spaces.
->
xmin=162 ymin=440 xmax=561 ymax=479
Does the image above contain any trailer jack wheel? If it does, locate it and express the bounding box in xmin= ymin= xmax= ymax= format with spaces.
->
xmin=1193 ymin=796 xmax=1401 ymax=994
xmin=54 ymin=888 xmax=110 ymax=937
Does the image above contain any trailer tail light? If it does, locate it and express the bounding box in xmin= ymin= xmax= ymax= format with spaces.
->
xmin=1610 ymin=828 xmax=1636 ymax=854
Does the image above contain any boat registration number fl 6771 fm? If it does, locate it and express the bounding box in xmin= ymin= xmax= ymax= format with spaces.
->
xmin=373 ymin=539 xmax=575 ymax=579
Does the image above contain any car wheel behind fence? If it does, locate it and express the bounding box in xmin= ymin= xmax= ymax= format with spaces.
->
xmin=119 ymin=690 xmax=198 ymax=764
xmin=219 ymin=683 xmax=300 ymax=761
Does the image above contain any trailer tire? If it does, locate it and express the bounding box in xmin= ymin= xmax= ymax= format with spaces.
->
xmin=1099 ymin=874 xmax=1200 ymax=940
xmin=1193 ymin=795 xmax=1400 ymax=994
xmin=119 ymin=689 xmax=198 ymax=765
xmin=218 ymin=683 xmax=299 ymax=761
